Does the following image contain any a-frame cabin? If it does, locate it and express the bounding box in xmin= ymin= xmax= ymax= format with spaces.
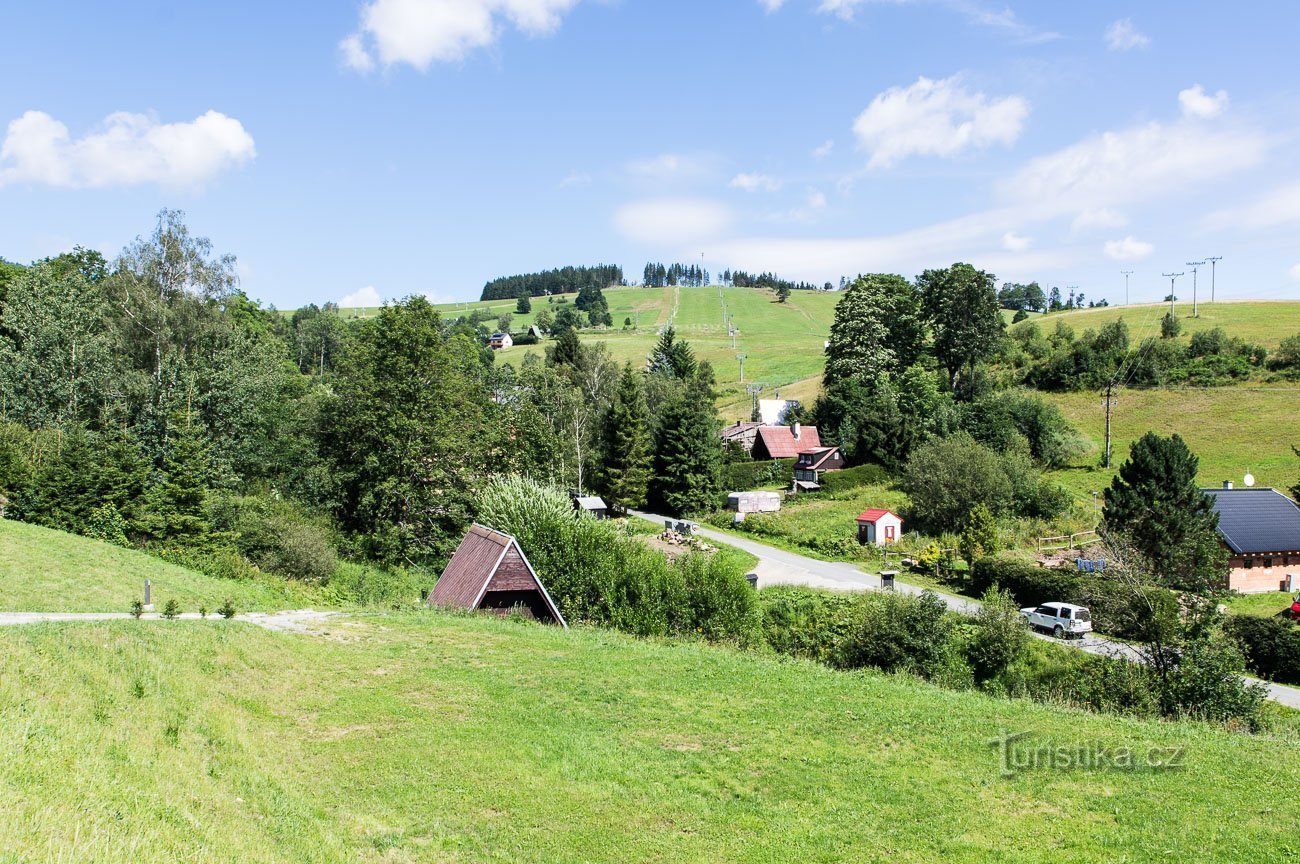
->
xmin=426 ymin=524 xmax=568 ymax=627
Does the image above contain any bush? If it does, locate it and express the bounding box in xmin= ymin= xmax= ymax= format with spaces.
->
xmin=1161 ymin=313 xmax=1181 ymax=338
xmin=967 ymin=586 xmax=1029 ymax=683
xmin=218 ymin=598 xmax=237 ymax=619
xmin=209 ymin=494 xmax=337 ymax=582
xmin=327 ymin=560 xmax=429 ymax=608
xmin=759 ymin=586 xmax=863 ymax=664
xmin=719 ymin=459 xmax=793 ymax=492
xmin=84 ymin=503 xmax=131 ymax=547
xmin=1225 ymin=615 xmax=1300 ymax=684
xmin=1271 ymin=333 xmax=1300 ymax=370
xmin=834 ymin=590 xmax=967 ymax=685
xmin=1165 ymin=631 xmax=1266 ymax=729
xmin=130 ymin=599 xmax=144 ymax=618
xmin=162 ymin=598 xmax=180 ymax=620
xmin=477 ymin=476 xmax=759 ymax=643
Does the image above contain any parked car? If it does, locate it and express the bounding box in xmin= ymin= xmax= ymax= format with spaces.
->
xmin=1019 ymin=602 xmax=1092 ymax=639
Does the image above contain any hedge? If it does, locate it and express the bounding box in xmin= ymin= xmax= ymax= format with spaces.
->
xmin=720 ymin=458 xmax=794 ymax=492
xmin=1225 ymin=615 xmax=1300 ymax=685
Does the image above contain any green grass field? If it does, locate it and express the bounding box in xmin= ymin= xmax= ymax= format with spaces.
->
xmin=1036 ymin=300 xmax=1300 ymax=349
xmin=2 ymin=612 xmax=1298 ymax=862
xmin=0 ymin=519 xmax=319 ymax=612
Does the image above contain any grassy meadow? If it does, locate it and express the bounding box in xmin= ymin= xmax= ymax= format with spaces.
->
xmin=0 ymin=519 xmax=320 ymax=613
xmin=2 ymin=612 xmax=1298 ymax=862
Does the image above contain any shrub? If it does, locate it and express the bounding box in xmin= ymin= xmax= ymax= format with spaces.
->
xmin=759 ymin=586 xmax=863 ymax=664
xmin=1161 ymin=313 xmax=1181 ymax=338
xmin=162 ymin=598 xmax=180 ymax=620
xmin=218 ymin=598 xmax=237 ymax=619
xmin=719 ymin=459 xmax=793 ymax=492
xmin=834 ymin=590 xmax=967 ymax=685
xmin=199 ymin=605 xmax=209 ymax=619
xmin=84 ymin=503 xmax=131 ymax=547
xmin=967 ymin=586 xmax=1029 ymax=683
xmin=1271 ymin=333 xmax=1300 ymax=370
xmin=1165 ymin=631 xmax=1266 ymax=729
xmin=209 ymin=494 xmax=337 ymax=582
xmin=130 ymin=599 xmax=144 ymax=619
xmin=1225 ymin=615 xmax=1300 ymax=684
xmin=327 ymin=560 xmax=429 ymax=608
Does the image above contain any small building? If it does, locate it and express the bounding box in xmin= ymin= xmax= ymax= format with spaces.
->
xmin=426 ymin=524 xmax=567 ymax=626
xmin=856 ymin=508 xmax=903 ymax=546
xmin=758 ymin=398 xmax=801 ymax=426
xmin=488 ymin=331 xmax=513 ymax=349
xmin=574 ymin=494 xmax=610 ymax=519
xmin=720 ymin=420 xmax=764 ymax=455
xmin=1204 ymin=486 xmax=1300 ymax=594
xmin=793 ymin=446 xmax=845 ymax=491
xmin=751 ymin=423 xmax=821 ymax=461
xmin=527 ymin=324 xmax=544 ymax=339
xmin=726 ymin=491 xmax=781 ymax=514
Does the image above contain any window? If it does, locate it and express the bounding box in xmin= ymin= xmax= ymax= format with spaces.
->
xmin=1036 ymin=606 xmax=1055 ymax=616
xmin=1244 ymin=558 xmax=1253 ymax=569
xmin=1060 ymin=608 xmax=1072 ymax=619
xmin=885 ymin=525 xmax=896 ymax=541
xmin=1076 ymin=609 xmax=1091 ymax=622
xmin=1263 ymin=558 xmax=1274 ymax=568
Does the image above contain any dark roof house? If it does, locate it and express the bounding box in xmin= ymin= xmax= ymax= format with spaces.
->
xmin=751 ymin=423 xmax=821 ymax=460
xmin=1205 ymin=487 xmax=1300 ymax=555
xmin=426 ymin=524 xmax=567 ymax=626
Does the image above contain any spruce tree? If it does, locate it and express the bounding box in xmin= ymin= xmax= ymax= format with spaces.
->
xmin=648 ymin=326 xmax=696 ymax=379
xmin=1102 ymin=432 xmax=1226 ymax=590
xmin=649 ymin=381 xmax=722 ymax=516
xmin=516 ymin=293 xmax=531 ymax=314
xmin=147 ymin=418 xmax=215 ymax=546
xmin=594 ymin=364 xmax=652 ymax=511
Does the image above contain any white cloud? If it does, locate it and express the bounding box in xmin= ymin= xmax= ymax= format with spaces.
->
xmin=339 ymin=34 xmax=376 ymax=72
xmin=813 ymin=139 xmax=834 ymax=158
xmin=1103 ymin=236 xmax=1153 ymax=261
xmin=614 ymin=198 xmax=732 ymax=247
xmin=1206 ymin=182 xmax=1300 ymax=231
xmin=1289 ymin=264 xmax=1300 ymax=283
xmin=1002 ymin=114 xmax=1267 ymax=216
xmin=853 ymin=75 xmax=1028 ymax=169
xmin=627 ymin=152 xmax=713 ymax=180
xmin=758 ymin=0 xmax=786 ymax=11
xmin=341 ymin=0 xmax=581 ymax=70
xmin=806 ymin=189 xmax=827 ymax=209
xmin=1070 ymin=208 xmax=1128 ymax=233
xmin=730 ymin=172 xmax=781 ymax=192
xmin=1001 ymin=231 xmax=1031 ymax=252
xmin=818 ymin=0 xmax=1057 ymax=42
xmin=340 ymin=285 xmax=384 ymax=307
xmin=1179 ymin=84 xmax=1229 ymax=119
xmin=0 ymin=109 xmax=254 ymax=189
xmin=558 ymin=170 xmax=591 ymax=187
xmin=1105 ymin=18 xmax=1149 ymax=51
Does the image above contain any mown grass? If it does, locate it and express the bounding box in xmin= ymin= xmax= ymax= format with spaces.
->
xmin=1 ymin=613 xmax=1298 ymax=862
xmin=0 ymin=519 xmax=320 ymax=612
xmin=1043 ymin=300 xmax=1300 ymax=349
xmin=1225 ymin=591 xmax=1295 ymax=618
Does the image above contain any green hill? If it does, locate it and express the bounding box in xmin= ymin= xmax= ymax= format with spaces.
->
xmin=0 ymin=519 xmax=316 ymax=612
xmin=1 ymin=611 xmax=1296 ymax=861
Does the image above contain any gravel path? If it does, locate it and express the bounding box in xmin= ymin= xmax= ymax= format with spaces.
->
xmin=0 ymin=609 xmax=339 ymax=632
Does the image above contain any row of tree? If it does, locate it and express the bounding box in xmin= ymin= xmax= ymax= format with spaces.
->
xmin=480 ymin=265 xmax=624 ymax=301
xmin=642 ymin=262 xmax=709 ymax=288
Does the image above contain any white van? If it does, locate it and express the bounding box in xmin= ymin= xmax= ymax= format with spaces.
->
xmin=1019 ymin=602 xmax=1092 ymax=639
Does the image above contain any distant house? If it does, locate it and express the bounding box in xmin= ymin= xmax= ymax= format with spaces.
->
xmin=1204 ymin=485 xmax=1300 ymax=594
xmin=856 ymin=508 xmax=903 ymax=546
xmin=758 ymin=399 xmax=800 ymax=426
xmin=720 ymin=420 xmax=764 ymax=455
xmin=792 ymin=446 xmax=844 ymax=492
xmin=751 ymin=423 xmax=821 ymax=461
xmin=489 ymin=332 xmax=513 ymax=349
xmin=574 ymin=494 xmax=610 ymax=519
xmin=427 ymin=524 xmax=567 ymax=625
xmin=527 ymin=324 xmax=544 ymax=339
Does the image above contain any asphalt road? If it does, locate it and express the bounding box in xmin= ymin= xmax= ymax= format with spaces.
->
xmin=632 ymin=509 xmax=1300 ymax=709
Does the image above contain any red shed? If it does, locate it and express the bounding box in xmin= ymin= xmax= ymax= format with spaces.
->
xmin=426 ymin=524 xmax=568 ymax=627
xmin=856 ymin=508 xmax=903 ymax=546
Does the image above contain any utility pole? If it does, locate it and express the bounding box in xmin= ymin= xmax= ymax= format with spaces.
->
xmin=1101 ymin=381 xmax=1118 ymax=468
xmin=1120 ymin=270 xmax=1133 ymax=306
xmin=1206 ymin=256 xmax=1222 ymax=303
xmin=1186 ymin=260 xmax=1205 ymax=318
xmin=746 ymin=383 xmax=764 ymax=421
xmin=1162 ymin=272 xmax=1183 ymax=318
xmin=737 ymin=353 xmax=747 ymax=383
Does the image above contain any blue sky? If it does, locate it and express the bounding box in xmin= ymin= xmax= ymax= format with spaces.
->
xmin=2 ymin=0 xmax=1299 ymax=309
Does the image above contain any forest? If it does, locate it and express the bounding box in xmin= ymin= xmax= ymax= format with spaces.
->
xmin=479 ymin=264 xmax=624 ymax=301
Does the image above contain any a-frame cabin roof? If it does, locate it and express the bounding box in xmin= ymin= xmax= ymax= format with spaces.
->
xmin=428 ymin=524 xmax=568 ymax=627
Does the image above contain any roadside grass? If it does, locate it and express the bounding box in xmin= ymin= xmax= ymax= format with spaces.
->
xmin=0 ymin=519 xmax=320 ymax=613
xmin=2 ymin=613 xmax=1298 ymax=862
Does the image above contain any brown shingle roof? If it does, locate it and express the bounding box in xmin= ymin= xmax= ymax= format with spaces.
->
xmin=427 ymin=524 xmax=567 ymax=626
xmin=755 ymin=425 xmax=821 ymax=459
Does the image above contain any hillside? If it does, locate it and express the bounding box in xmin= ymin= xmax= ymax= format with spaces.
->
xmin=1 ymin=612 xmax=1297 ymax=861
xmin=0 ymin=519 xmax=317 ymax=612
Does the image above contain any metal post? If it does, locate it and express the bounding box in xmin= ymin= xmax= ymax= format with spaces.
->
xmin=1162 ymin=272 xmax=1183 ymax=319
xmin=144 ymin=579 xmax=152 ymax=611
xmin=737 ymin=353 xmax=746 ymax=383
xmin=1120 ymin=270 xmax=1133 ymax=306
xmin=1186 ymin=261 xmax=1204 ymax=318
xmin=1207 ymin=256 xmax=1222 ymax=303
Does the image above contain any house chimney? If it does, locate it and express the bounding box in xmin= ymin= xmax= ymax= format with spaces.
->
xmin=1223 ymin=481 xmax=1233 ymax=489
xmin=793 ymin=422 xmax=801 ymax=440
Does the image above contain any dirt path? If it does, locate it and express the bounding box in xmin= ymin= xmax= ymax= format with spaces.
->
xmin=0 ymin=609 xmax=340 ymax=632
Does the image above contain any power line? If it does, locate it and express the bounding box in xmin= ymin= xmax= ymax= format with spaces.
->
xmin=1185 ymin=260 xmax=1205 ymax=318
xmin=1162 ymin=272 xmax=1184 ymax=319
xmin=1206 ymin=256 xmax=1223 ymax=303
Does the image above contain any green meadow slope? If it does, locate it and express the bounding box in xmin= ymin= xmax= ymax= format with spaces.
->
xmin=0 ymin=519 xmax=317 ymax=612
xmin=1 ymin=613 xmax=1297 ymax=862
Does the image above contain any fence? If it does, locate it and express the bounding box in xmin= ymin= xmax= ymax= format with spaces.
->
xmin=1035 ymin=530 xmax=1100 ymax=553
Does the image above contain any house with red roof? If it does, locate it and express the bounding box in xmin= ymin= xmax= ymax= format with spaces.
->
xmin=751 ymin=423 xmax=820 ymax=460
xmin=792 ymin=446 xmax=845 ymax=491
xmin=856 ymin=508 xmax=903 ymax=546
